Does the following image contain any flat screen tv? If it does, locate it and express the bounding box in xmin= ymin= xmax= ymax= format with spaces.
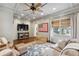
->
xmin=17 ymin=24 xmax=29 ymax=31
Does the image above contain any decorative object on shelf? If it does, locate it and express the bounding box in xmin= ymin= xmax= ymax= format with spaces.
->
xmin=38 ymin=23 xmax=48 ymax=32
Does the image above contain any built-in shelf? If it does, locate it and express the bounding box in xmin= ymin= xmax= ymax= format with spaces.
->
xmin=17 ymin=31 xmax=29 ymax=33
xmin=17 ymin=24 xmax=29 ymax=39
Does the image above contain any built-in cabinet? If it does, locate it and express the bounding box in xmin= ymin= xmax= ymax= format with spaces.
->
xmin=17 ymin=24 xmax=29 ymax=39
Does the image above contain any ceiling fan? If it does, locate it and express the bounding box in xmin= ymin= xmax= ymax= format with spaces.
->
xmin=24 ymin=3 xmax=47 ymax=13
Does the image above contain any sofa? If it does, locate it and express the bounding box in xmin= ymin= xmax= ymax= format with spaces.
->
xmin=1 ymin=37 xmax=79 ymax=56
xmin=0 ymin=37 xmax=20 ymax=56
xmin=60 ymin=39 xmax=79 ymax=56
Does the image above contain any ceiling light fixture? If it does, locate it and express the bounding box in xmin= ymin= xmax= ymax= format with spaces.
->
xmin=53 ymin=8 xmax=56 ymax=10
xmin=21 ymin=14 xmax=24 ymax=16
xmin=41 ymin=13 xmax=44 ymax=15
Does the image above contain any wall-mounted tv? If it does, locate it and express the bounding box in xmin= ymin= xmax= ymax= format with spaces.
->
xmin=17 ymin=24 xmax=29 ymax=31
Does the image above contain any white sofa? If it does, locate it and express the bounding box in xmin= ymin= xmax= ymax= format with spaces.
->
xmin=60 ymin=43 xmax=79 ymax=56
xmin=1 ymin=37 xmax=79 ymax=56
xmin=0 ymin=48 xmax=13 ymax=56
xmin=0 ymin=37 xmax=20 ymax=56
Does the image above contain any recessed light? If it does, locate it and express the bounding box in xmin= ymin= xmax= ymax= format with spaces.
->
xmin=41 ymin=13 xmax=44 ymax=15
xmin=21 ymin=14 xmax=24 ymax=16
xmin=53 ymin=8 xmax=56 ymax=10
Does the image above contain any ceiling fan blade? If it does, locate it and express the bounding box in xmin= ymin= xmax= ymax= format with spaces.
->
xmin=41 ymin=3 xmax=47 ymax=7
xmin=24 ymin=9 xmax=31 ymax=11
xmin=24 ymin=3 xmax=30 ymax=7
xmin=37 ymin=9 xmax=43 ymax=12
xmin=35 ymin=3 xmax=41 ymax=8
xmin=36 ymin=8 xmax=43 ymax=12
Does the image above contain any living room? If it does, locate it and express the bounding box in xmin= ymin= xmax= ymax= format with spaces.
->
xmin=0 ymin=3 xmax=79 ymax=56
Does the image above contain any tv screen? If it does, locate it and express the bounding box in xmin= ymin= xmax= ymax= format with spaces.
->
xmin=17 ymin=24 xmax=29 ymax=31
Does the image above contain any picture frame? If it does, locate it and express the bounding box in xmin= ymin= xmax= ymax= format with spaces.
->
xmin=38 ymin=23 xmax=48 ymax=32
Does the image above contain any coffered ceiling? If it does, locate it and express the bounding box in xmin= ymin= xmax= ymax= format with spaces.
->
xmin=0 ymin=3 xmax=79 ymax=21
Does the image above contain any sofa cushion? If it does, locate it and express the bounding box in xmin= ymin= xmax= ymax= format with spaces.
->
xmin=14 ymin=43 xmax=25 ymax=50
xmin=11 ymin=48 xmax=20 ymax=56
xmin=0 ymin=37 xmax=8 ymax=44
xmin=0 ymin=48 xmax=13 ymax=56
xmin=61 ymin=49 xmax=79 ymax=56
xmin=68 ymin=39 xmax=79 ymax=43
xmin=56 ymin=39 xmax=70 ymax=50
xmin=15 ymin=43 xmax=31 ymax=54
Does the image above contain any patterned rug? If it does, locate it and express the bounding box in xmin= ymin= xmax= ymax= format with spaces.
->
xmin=22 ymin=43 xmax=55 ymax=56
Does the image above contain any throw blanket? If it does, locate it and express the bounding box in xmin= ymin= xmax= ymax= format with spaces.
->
xmin=60 ymin=43 xmax=79 ymax=56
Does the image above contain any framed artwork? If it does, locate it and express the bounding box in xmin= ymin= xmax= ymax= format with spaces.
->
xmin=38 ymin=23 xmax=48 ymax=32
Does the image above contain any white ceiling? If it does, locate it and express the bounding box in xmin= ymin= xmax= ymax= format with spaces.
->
xmin=0 ymin=3 xmax=79 ymax=21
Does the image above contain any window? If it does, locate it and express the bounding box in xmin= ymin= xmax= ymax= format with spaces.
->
xmin=51 ymin=18 xmax=71 ymax=37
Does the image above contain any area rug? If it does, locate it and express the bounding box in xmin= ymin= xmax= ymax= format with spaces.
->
xmin=22 ymin=43 xmax=55 ymax=56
